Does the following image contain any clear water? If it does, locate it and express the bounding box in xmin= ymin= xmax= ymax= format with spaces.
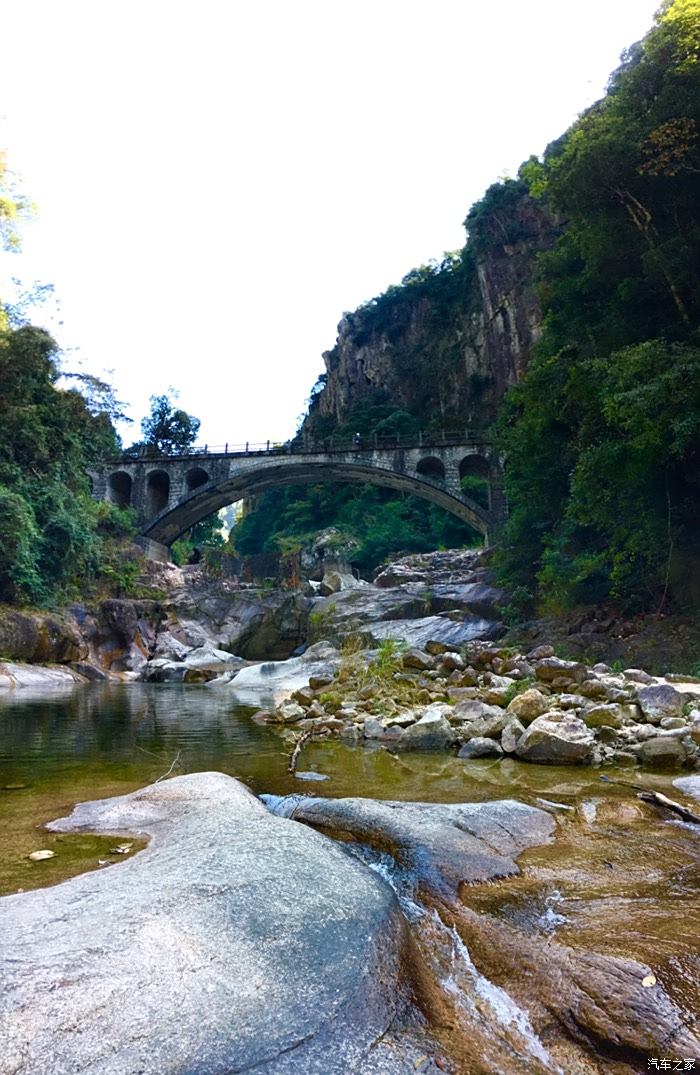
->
xmin=2 ymin=682 xmax=700 ymax=1072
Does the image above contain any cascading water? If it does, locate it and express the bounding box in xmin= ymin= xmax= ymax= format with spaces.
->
xmin=263 ymin=793 xmax=562 ymax=1075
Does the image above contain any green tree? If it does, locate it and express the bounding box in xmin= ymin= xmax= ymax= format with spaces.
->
xmin=138 ymin=393 xmax=201 ymax=456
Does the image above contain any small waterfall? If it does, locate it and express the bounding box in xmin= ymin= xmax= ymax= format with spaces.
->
xmin=263 ymin=793 xmax=562 ymax=1074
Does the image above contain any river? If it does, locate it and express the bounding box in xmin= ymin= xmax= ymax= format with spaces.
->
xmin=2 ymin=681 xmax=700 ymax=1071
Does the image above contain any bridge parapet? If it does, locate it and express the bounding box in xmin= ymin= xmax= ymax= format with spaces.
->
xmin=90 ymin=434 xmax=506 ymax=552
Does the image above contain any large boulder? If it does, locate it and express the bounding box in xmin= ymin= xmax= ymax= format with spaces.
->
xmin=637 ymin=683 xmax=684 ymax=724
xmin=0 ymin=607 xmax=85 ymax=664
xmin=637 ymin=735 xmax=688 ymax=768
xmin=0 ymin=773 xmax=410 ymax=1075
xmin=395 ymin=707 xmax=455 ymax=751
xmin=0 ymin=662 xmax=86 ymax=691
xmin=515 ymin=712 xmax=595 ymax=764
xmin=505 ymin=688 xmax=549 ymax=724
xmin=534 ymin=657 xmax=588 ymax=685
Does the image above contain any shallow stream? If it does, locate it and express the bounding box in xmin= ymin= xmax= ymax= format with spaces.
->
xmin=2 ymin=682 xmax=700 ymax=1071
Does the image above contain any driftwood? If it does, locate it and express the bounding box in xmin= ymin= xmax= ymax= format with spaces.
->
xmin=288 ymin=730 xmax=315 ymax=774
xmin=637 ymin=790 xmax=700 ymax=825
xmin=600 ymin=774 xmax=700 ymax=824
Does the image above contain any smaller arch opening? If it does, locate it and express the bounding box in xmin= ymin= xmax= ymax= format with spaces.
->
xmin=146 ymin=470 xmax=170 ymax=516
xmin=108 ymin=471 xmax=132 ymax=508
xmin=416 ymin=456 xmax=446 ymax=483
xmin=185 ymin=466 xmax=210 ymax=493
xmin=459 ymin=455 xmax=490 ymax=509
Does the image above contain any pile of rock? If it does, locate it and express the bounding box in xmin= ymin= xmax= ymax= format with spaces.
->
xmin=262 ymin=641 xmax=700 ymax=769
xmin=142 ymin=640 xmax=246 ymax=683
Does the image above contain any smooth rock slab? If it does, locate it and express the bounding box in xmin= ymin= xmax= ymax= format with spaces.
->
xmin=266 ymin=795 xmax=555 ymax=900
xmin=0 ymin=772 xmax=409 ymax=1075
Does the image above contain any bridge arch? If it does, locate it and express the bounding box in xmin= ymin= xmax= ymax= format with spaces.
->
xmin=416 ymin=456 xmax=445 ymax=484
xmin=142 ymin=458 xmax=492 ymax=547
xmin=146 ymin=470 xmax=170 ymax=516
xmin=185 ymin=466 xmax=210 ymax=493
xmin=108 ymin=471 xmax=132 ymax=508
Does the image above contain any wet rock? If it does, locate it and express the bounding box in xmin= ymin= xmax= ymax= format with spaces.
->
xmin=0 ymin=774 xmax=409 ymax=1075
xmin=637 ymin=683 xmax=684 ymax=724
xmin=395 ymin=709 xmax=455 ymax=752
xmin=458 ymin=737 xmax=503 ymax=759
xmin=515 ymin=712 xmax=595 ymax=764
xmin=270 ymin=794 xmax=555 ymax=897
xmin=637 ymin=736 xmax=687 ymax=768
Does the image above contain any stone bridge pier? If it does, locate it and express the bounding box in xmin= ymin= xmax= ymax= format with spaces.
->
xmin=90 ymin=437 xmax=507 ymax=559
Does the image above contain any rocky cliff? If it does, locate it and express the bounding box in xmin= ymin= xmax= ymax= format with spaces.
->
xmin=306 ymin=188 xmax=560 ymax=435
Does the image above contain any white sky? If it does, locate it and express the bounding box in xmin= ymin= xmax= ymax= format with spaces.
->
xmin=0 ymin=0 xmax=659 ymax=446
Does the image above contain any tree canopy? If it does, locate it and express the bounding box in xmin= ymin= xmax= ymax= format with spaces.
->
xmin=495 ymin=0 xmax=700 ymax=612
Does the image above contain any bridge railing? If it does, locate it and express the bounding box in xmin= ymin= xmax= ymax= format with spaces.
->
xmin=115 ymin=430 xmax=490 ymax=462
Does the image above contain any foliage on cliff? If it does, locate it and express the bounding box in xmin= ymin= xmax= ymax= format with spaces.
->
xmin=496 ymin=0 xmax=700 ymax=613
xmin=0 ymin=323 xmax=135 ymax=604
xmin=230 ymin=482 xmax=479 ymax=576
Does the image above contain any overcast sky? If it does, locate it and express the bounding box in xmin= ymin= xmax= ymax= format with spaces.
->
xmin=0 ymin=0 xmax=659 ymax=446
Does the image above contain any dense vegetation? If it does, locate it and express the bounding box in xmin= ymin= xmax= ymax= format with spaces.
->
xmin=232 ymin=482 xmax=479 ymax=576
xmin=496 ymin=0 xmax=700 ymax=613
xmin=0 ymin=323 xmax=138 ymax=604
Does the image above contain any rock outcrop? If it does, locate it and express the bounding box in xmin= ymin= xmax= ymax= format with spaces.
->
xmin=0 ymin=773 xmax=414 ymax=1075
xmin=304 ymin=191 xmax=559 ymax=435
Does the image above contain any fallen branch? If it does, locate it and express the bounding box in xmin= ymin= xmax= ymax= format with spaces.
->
xmin=288 ymin=731 xmax=315 ymax=774
xmin=637 ymin=791 xmax=700 ymax=825
xmin=600 ymin=774 xmax=700 ymax=824
xmin=155 ymin=750 xmax=182 ymax=783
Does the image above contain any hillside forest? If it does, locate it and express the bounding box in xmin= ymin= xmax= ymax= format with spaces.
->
xmin=1 ymin=0 xmax=699 ymax=618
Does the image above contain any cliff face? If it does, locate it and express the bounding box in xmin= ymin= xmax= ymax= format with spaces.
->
xmin=307 ymin=191 xmax=559 ymax=433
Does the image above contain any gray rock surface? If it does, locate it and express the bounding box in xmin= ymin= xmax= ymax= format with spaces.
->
xmin=0 ymin=773 xmax=411 ymax=1075
xmin=0 ymin=662 xmax=86 ymax=691
xmin=515 ymin=712 xmax=595 ymax=764
xmin=458 ymin=736 xmax=503 ymax=758
xmin=637 ymin=683 xmax=684 ymax=723
xmin=265 ymin=794 xmax=555 ymax=899
xmin=395 ymin=709 xmax=455 ymax=752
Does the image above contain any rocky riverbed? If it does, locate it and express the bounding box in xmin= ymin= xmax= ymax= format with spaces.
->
xmin=2 ymin=771 xmax=700 ymax=1074
xmin=252 ymin=638 xmax=700 ymax=773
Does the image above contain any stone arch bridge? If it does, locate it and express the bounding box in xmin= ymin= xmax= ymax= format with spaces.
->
xmin=90 ymin=435 xmax=506 ymax=558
